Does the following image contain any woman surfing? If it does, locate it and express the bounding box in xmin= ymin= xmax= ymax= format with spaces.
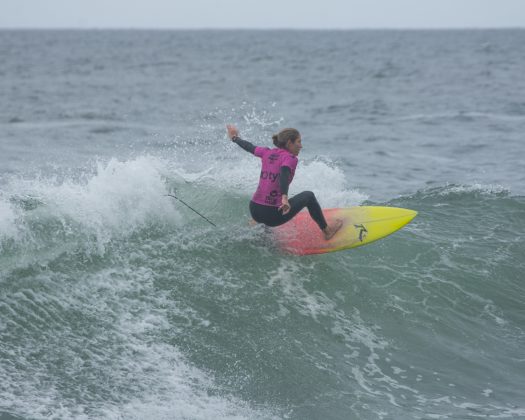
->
xmin=227 ymin=124 xmax=342 ymax=240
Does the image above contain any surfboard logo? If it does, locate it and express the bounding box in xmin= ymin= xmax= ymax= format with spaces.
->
xmin=354 ymin=224 xmax=368 ymax=242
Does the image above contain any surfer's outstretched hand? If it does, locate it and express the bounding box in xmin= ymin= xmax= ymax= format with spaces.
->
xmin=279 ymin=195 xmax=291 ymax=215
xmin=226 ymin=124 xmax=239 ymax=140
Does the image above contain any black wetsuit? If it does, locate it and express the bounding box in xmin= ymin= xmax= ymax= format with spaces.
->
xmin=233 ymin=136 xmax=328 ymax=230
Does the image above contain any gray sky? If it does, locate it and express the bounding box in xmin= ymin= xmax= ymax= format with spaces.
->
xmin=2 ymin=0 xmax=525 ymax=29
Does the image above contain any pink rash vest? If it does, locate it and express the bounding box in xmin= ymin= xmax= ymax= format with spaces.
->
xmin=251 ymin=147 xmax=298 ymax=207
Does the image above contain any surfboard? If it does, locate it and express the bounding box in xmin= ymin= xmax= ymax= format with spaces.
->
xmin=273 ymin=206 xmax=417 ymax=255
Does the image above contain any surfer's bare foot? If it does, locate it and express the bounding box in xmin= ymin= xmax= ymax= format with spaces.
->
xmin=248 ymin=219 xmax=258 ymax=226
xmin=323 ymin=219 xmax=343 ymax=240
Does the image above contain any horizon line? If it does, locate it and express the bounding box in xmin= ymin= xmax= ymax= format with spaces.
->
xmin=1 ymin=26 xmax=524 ymax=31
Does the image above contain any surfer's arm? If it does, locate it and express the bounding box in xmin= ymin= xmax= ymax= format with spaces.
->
xmin=279 ymin=166 xmax=292 ymax=214
xmin=280 ymin=166 xmax=291 ymax=195
xmin=227 ymin=124 xmax=255 ymax=154
xmin=231 ymin=136 xmax=256 ymax=154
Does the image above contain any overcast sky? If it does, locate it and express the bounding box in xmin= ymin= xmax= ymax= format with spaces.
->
xmin=2 ymin=0 xmax=525 ymax=29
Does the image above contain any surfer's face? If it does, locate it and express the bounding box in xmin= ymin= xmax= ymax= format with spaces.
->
xmin=287 ymin=136 xmax=302 ymax=156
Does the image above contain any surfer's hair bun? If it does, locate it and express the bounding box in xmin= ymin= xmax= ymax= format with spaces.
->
xmin=272 ymin=128 xmax=300 ymax=149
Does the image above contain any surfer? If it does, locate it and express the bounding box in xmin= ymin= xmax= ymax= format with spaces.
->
xmin=227 ymin=124 xmax=342 ymax=240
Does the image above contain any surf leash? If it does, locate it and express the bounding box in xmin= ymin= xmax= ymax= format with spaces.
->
xmin=165 ymin=194 xmax=217 ymax=227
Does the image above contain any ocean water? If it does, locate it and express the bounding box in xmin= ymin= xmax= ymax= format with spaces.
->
xmin=1 ymin=29 xmax=525 ymax=419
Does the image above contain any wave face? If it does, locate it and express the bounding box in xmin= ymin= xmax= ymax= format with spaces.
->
xmin=1 ymin=30 xmax=525 ymax=419
xmin=1 ymin=155 xmax=524 ymax=419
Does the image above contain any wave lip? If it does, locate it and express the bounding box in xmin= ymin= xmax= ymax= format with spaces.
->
xmin=0 ymin=156 xmax=181 ymax=259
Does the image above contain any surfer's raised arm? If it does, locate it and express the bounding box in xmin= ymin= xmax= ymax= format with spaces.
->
xmin=226 ymin=124 xmax=256 ymax=154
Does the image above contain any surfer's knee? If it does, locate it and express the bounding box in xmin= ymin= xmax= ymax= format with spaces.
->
xmin=303 ymin=190 xmax=315 ymax=201
xmin=304 ymin=190 xmax=321 ymax=206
